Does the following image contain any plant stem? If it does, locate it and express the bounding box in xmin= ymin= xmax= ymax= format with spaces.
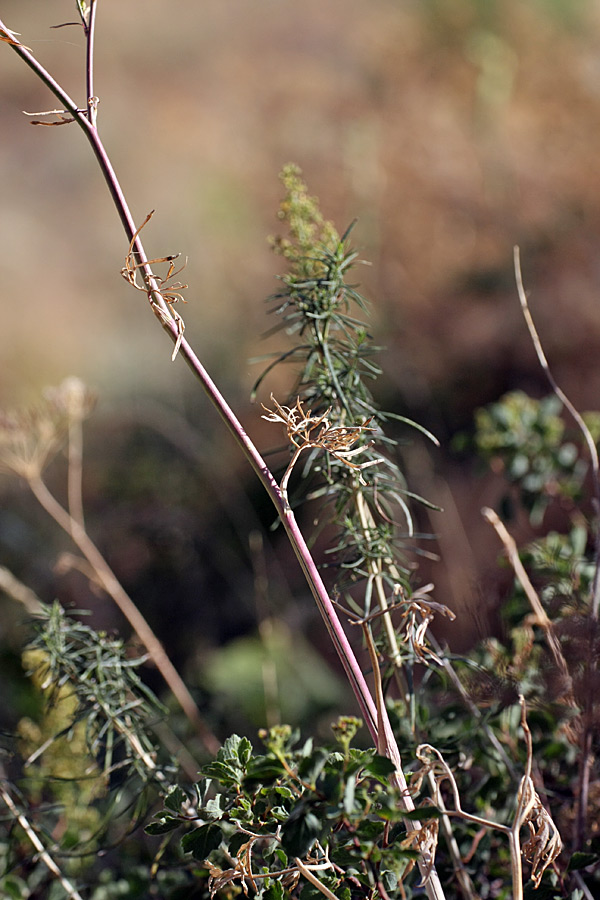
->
xmin=0 ymin=771 xmax=84 ymax=900
xmin=0 ymin=22 xmax=449 ymax=896
xmin=514 ymin=247 xmax=600 ymax=619
xmin=27 ymin=473 xmax=221 ymax=755
xmin=67 ymin=416 xmax=85 ymax=529
xmin=482 ymin=507 xmax=573 ymax=695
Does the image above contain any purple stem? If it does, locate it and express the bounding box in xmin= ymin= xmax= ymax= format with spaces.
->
xmin=0 ymin=17 xmax=378 ymax=740
xmin=2 ymin=20 xmax=450 ymax=896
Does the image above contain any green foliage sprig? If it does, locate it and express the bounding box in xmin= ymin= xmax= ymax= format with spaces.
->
xmin=474 ymin=391 xmax=589 ymax=523
xmin=257 ymin=165 xmax=440 ymax=660
xmin=23 ymin=601 xmax=170 ymax=788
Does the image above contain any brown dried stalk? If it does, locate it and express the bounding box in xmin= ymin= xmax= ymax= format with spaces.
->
xmin=513 ymin=247 xmax=599 ymax=852
xmin=482 ymin=507 xmax=573 ymax=700
xmin=0 ymin=380 xmax=220 ymax=755
xmin=0 ymin=769 xmax=84 ymax=900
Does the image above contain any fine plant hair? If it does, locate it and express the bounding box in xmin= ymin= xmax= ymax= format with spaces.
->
xmin=0 ymin=4 xmax=599 ymax=900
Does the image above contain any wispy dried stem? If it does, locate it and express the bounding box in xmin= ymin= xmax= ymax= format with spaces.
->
xmin=26 ymin=471 xmax=220 ymax=755
xmin=514 ymin=246 xmax=600 ymax=620
xmin=482 ymin=506 xmax=573 ymax=698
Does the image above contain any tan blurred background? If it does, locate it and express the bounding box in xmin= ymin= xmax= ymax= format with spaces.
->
xmin=2 ymin=0 xmax=600 ymax=681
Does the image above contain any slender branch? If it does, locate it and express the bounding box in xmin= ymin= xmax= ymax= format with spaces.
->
xmin=0 ymin=773 xmax=84 ymax=900
xmin=513 ymin=248 xmax=599 ymax=852
xmin=27 ymin=472 xmax=221 ymax=755
xmin=514 ymin=246 xmax=600 ymax=620
xmin=294 ymin=857 xmax=337 ymax=900
xmin=85 ymin=0 xmax=98 ymax=126
xmin=0 ymin=565 xmax=44 ymax=614
xmin=482 ymin=507 xmax=573 ymax=697
xmin=430 ymin=782 xmax=478 ymax=900
xmin=67 ymin=416 xmax=85 ymax=529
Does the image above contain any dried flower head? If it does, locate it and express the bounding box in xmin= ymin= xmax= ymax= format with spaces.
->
xmin=262 ymin=395 xmax=382 ymax=504
xmin=44 ymin=377 xmax=96 ymax=424
xmin=519 ymin=778 xmax=563 ymax=886
xmin=392 ymin=583 xmax=456 ymax=665
xmin=0 ymin=379 xmax=95 ymax=480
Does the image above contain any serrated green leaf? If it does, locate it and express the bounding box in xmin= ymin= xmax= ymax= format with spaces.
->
xmin=221 ymin=734 xmax=253 ymax=766
xmin=164 ymin=785 xmax=186 ymax=812
xmin=181 ymin=823 xmax=223 ymax=859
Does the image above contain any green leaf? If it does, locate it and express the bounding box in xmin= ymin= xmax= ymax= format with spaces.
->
xmin=343 ymin=774 xmax=356 ymax=814
xmin=401 ymin=805 xmax=444 ymax=820
xmin=228 ymin=831 xmax=252 ymax=857
xmin=145 ymin=815 xmax=181 ymax=835
xmin=281 ymin=805 xmax=322 ymax=857
xmin=298 ymin=748 xmax=329 ymax=783
xmin=567 ymin=851 xmax=600 ymax=871
xmin=181 ymin=823 xmax=223 ymax=860
xmin=363 ymin=755 xmax=396 ymax=780
xmin=164 ymin=785 xmax=186 ymax=812
xmin=221 ymin=733 xmax=253 ymax=765
xmin=204 ymin=794 xmax=224 ymax=819
xmin=244 ymin=756 xmax=286 ymax=784
xmin=263 ymin=881 xmax=285 ymax=900
xmin=381 ymin=870 xmax=398 ymax=892
xmin=0 ymin=876 xmax=28 ymax=899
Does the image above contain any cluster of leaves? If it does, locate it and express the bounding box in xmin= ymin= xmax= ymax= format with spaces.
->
xmin=147 ymin=723 xmax=429 ymax=900
xmin=473 ymin=391 xmax=591 ymax=523
xmin=467 ymin=391 xmax=600 ymax=893
xmin=0 ymin=602 xmax=177 ymax=899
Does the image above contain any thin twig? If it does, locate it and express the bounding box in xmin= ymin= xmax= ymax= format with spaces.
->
xmin=67 ymin=415 xmax=85 ymax=529
xmin=294 ymin=857 xmax=337 ymax=900
xmin=0 ymin=565 xmax=43 ymax=614
xmin=84 ymin=0 xmax=98 ymax=126
xmin=0 ymin=773 xmax=84 ymax=900
xmin=514 ymin=248 xmax=599 ymax=852
xmin=27 ymin=472 xmax=221 ymax=755
xmin=514 ymin=246 xmax=600 ymax=619
xmin=482 ymin=507 xmax=573 ymax=697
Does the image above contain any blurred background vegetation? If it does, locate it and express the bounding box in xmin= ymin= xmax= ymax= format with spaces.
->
xmin=2 ymin=0 xmax=600 ymax=743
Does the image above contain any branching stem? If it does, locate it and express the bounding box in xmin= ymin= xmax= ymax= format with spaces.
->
xmin=0 ymin=15 xmax=450 ymax=897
